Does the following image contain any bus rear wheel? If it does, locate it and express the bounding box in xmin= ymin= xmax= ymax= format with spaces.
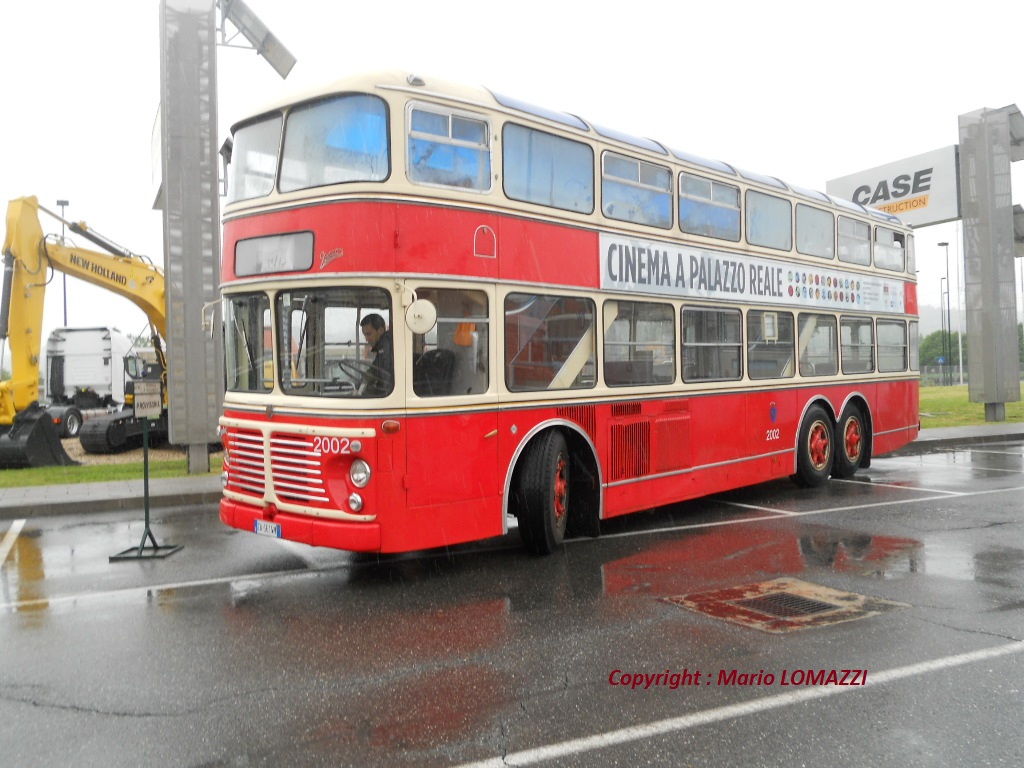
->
xmin=517 ymin=431 xmax=570 ymax=555
xmin=833 ymin=404 xmax=865 ymax=479
xmin=793 ymin=404 xmax=833 ymax=487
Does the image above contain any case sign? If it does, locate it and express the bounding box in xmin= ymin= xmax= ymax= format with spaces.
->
xmin=826 ymin=145 xmax=960 ymax=227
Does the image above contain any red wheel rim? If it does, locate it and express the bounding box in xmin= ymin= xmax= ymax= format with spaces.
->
xmin=553 ymin=454 xmax=568 ymax=522
xmin=808 ymin=420 xmax=831 ymax=470
xmin=844 ymin=417 xmax=862 ymax=463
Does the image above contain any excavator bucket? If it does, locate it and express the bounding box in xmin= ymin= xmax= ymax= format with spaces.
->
xmin=0 ymin=404 xmax=79 ymax=469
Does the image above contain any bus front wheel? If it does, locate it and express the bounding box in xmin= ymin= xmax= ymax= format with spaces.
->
xmin=517 ymin=431 xmax=571 ymax=556
xmin=793 ymin=404 xmax=833 ymax=487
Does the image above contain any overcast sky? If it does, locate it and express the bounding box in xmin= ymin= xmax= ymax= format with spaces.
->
xmin=2 ymin=0 xmax=1022 ymax=370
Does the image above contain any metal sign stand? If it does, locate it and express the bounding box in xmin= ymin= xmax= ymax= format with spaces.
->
xmin=110 ymin=382 xmax=182 ymax=561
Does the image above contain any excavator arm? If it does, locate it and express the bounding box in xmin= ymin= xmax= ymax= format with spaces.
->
xmin=0 ymin=196 xmax=166 ymax=467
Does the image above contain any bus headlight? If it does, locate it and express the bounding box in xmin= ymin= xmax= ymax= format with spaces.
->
xmin=348 ymin=493 xmax=364 ymax=512
xmin=349 ymin=459 xmax=371 ymax=488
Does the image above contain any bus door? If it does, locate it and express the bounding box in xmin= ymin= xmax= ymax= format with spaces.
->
xmin=402 ymin=284 xmax=499 ymax=514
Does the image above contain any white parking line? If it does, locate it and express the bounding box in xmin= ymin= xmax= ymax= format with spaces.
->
xmin=455 ymin=641 xmax=1024 ymax=767
xmin=832 ymin=477 xmax=964 ymax=495
xmin=882 ymin=456 xmax=1024 ymax=474
xmin=0 ymin=519 xmax=26 ymax=568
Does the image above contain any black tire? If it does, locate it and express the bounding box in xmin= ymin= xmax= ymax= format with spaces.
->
xmin=793 ymin=404 xmax=833 ymax=487
xmin=62 ymin=408 xmax=83 ymax=438
xmin=517 ymin=431 xmax=571 ymax=556
xmin=833 ymin=404 xmax=866 ymax=479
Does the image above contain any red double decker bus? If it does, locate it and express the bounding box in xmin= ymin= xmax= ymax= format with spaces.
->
xmin=218 ymin=71 xmax=919 ymax=555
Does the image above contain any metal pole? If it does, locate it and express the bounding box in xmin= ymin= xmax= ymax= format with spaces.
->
xmin=944 ymin=245 xmax=952 ymax=387
xmin=940 ymin=277 xmax=948 ymax=386
xmin=955 ymin=232 xmax=964 ymax=385
xmin=57 ymin=200 xmax=69 ymax=326
xmin=938 ymin=242 xmax=951 ymax=386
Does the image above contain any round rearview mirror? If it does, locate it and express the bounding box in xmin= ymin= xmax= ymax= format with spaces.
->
xmin=406 ymin=298 xmax=437 ymax=334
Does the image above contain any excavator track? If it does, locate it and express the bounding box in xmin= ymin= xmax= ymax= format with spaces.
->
xmin=79 ymin=412 xmax=132 ymax=454
xmin=79 ymin=411 xmax=168 ymax=454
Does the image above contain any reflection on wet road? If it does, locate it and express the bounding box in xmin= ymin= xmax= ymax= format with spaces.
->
xmin=2 ymin=440 xmax=1023 ymax=767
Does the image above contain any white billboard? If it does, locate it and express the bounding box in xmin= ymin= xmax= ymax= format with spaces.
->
xmin=826 ymin=145 xmax=960 ymax=227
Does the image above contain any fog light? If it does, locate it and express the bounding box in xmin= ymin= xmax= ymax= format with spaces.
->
xmin=350 ymin=459 xmax=371 ymax=488
xmin=348 ymin=492 xmax=364 ymax=512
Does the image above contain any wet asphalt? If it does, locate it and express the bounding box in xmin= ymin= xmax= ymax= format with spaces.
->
xmin=0 ymin=436 xmax=1022 ymax=767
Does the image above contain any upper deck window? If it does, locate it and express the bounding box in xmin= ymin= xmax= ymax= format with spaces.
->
xmin=796 ymin=204 xmax=835 ymax=259
xmin=601 ymin=152 xmax=672 ymax=229
xmin=746 ymin=190 xmax=792 ymax=251
xmin=874 ymin=226 xmax=906 ymax=272
xmin=407 ymin=105 xmax=491 ymax=191
xmin=228 ymin=115 xmax=282 ymax=203
xmin=279 ymin=94 xmax=389 ymax=193
xmin=838 ymin=216 xmax=871 ymax=265
xmin=503 ymin=124 xmax=594 ymax=214
xmin=679 ymin=172 xmax=740 ymax=241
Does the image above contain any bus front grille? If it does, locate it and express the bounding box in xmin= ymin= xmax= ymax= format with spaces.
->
xmin=224 ymin=427 xmax=330 ymax=507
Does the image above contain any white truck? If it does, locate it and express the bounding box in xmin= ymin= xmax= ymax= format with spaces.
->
xmin=44 ymin=327 xmax=137 ymax=437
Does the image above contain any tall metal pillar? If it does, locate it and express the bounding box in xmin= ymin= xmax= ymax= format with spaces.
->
xmin=158 ymin=0 xmax=224 ymax=472
xmin=958 ymin=105 xmax=1022 ymax=421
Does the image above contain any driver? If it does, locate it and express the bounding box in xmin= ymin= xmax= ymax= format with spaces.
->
xmin=359 ymin=314 xmax=393 ymax=396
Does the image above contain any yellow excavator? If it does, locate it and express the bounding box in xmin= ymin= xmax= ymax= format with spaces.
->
xmin=0 ymin=196 xmax=168 ymax=468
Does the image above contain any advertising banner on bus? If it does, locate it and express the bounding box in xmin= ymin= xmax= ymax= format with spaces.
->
xmin=600 ymin=233 xmax=907 ymax=314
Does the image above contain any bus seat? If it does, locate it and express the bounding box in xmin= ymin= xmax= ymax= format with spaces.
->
xmin=413 ymin=349 xmax=457 ymax=396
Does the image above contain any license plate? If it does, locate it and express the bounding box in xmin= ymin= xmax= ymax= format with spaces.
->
xmin=254 ymin=519 xmax=281 ymax=538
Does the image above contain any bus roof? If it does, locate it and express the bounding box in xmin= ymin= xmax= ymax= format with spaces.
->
xmin=230 ymin=70 xmax=905 ymax=226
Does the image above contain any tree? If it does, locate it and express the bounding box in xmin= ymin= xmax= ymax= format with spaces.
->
xmin=919 ymin=329 xmax=964 ymax=367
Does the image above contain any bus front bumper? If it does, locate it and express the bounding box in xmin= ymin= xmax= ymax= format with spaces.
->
xmin=220 ymin=499 xmax=382 ymax=552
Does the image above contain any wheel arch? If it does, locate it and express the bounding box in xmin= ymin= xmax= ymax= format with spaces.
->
xmin=503 ymin=419 xmax=603 ymax=536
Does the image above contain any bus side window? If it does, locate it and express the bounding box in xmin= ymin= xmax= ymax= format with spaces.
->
xmin=603 ymin=299 xmax=675 ymax=386
xmin=407 ymin=106 xmax=491 ymax=191
xmin=840 ymin=316 xmax=874 ymax=374
xmin=503 ymin=123 xmax=595 ymax=214
xmin=679 ymin=172 xmax=740 ymax=242
xmin=798 ymin=314 xmax=838 ymax=376
xmin=412 ymin=288 xmax=489 ymax=397
xmin=795 ymin=203 xmax=835 ymax=259
xmin=602 ymin=152 xmax=672 ymax=229
xmin=838 ymin=216 xmax=871 ymax=265
xmin=682 ymin=307 xmax=742 ymax=382
xmin=874 ymin=226 xmax=906 ymax=272
xmin=746 ymin=310 xmax=795 ymax=379
xmin=877 ymin=320 xmax=908 ymax=372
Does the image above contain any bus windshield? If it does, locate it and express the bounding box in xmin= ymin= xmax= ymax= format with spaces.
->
xmin=264 ymin=286 xmax=394 ymax=399
xmin=229 ymin=94 xmax=389 ymax=203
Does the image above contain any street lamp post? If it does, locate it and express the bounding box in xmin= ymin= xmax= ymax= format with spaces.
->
xmin=938 ymin=241 xmax=952 ymax=386
xmin=57 ymin=199 xmax=69 ymax=326
xmin=940 ymin=277 xmax=949 ymax=386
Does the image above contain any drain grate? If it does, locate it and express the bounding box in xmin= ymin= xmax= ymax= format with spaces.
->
xmin=732 ymin=592 xmax=839 ymax=618
xmin=663 ymin=577 xmax=908 ymax=633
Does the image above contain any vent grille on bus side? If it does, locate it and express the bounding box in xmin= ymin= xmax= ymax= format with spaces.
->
xmin=224 ymin=427 xmax=330 ymax=507
xmin=611 ymin=402 xmax=642 ymax=417
xmin=610 ymin=421 xmax=651 ymax=481
xmin=557 ymin=405 xmax=596 ymax=440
